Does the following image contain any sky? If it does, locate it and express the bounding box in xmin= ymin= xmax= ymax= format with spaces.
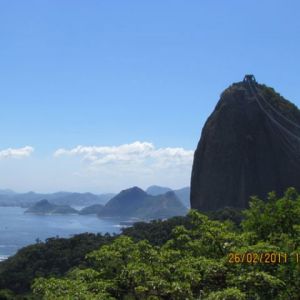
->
xmin=0 ymin=0 xmax=300 ymax=193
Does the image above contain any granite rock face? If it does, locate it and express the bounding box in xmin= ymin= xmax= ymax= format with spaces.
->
xmin=190 ymin=80 xmax=300 ymax=211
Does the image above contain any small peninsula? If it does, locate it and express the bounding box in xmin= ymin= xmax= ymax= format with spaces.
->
xmin=25 ymin=199 xmax=78 ymax=215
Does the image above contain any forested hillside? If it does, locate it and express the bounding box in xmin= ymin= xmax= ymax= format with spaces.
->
xmin=1 ymin=188 xmax=300 ymax=299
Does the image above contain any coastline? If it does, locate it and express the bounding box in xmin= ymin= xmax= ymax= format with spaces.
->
xmin=0 ymin=255 xmax=8 ymax=262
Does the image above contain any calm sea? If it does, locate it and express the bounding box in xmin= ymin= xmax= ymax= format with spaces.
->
xmin=0 ymin=207 xmax=121 ymax=261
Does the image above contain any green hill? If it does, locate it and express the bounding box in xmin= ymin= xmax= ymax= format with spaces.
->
xmin=25 ymin=199 xmax=78 ymax=215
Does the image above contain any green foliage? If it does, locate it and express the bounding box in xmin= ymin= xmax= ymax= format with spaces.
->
xmin=0 ymin=215 xmax=190 ymax=297
xmin=242 ymin=188 xmax=300 ymax=240
xmin=5 ymin=188 xmax=300 ymax=299
xmin=206 ymin=207 xmax=243 ymax=226
xmin=122 ymin=216 xmax=192 ymax=246
xmin=29 ymin=210 xmax=253 ymax=298
xmin=0 ymin=289 xmax=15 ymax=300
xmin=205 ymin=288 xmax=246 ymax=300
xmin=0 ymin=233 xmax=114 ymax=294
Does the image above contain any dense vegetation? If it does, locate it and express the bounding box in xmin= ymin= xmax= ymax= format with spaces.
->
xmin=2 ymin=188 xmax=300 ymax=299
xmin=0 ymin=233 xmax=115 ymax=297
xmin=0 ymin=218 xmax=192 ymax=298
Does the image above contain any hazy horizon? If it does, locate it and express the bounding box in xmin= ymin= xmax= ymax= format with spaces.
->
xmin=0 ymin=183 xmax=190 ymax=195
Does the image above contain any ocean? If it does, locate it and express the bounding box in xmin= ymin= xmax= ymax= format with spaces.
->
xmin=0 ymin=206 xmax=121 ymax=260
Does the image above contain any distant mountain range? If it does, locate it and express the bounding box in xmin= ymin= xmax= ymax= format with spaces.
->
xmin=146 ymin=185 xmax=190 ymax=208
xmin=146 ymin=185 xmax=172 ymax=195
xmin=25 ymin=186 xmax=188 ymax=220
xmin=0 ymin=191 xmax=114 ymax=207
xmin=0 ymin=186 xmax=190 ymax=209
xmin=172 ymin=187 xmax=190 ymax=208
xmin=98 ymin=187 xmax=187 ymax=219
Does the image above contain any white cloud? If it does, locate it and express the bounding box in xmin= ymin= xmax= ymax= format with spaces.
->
xmin=0 ymin=143 xmax=192 ymax=193
xmin=0 ymin=146 xmax=34 ymax=160
xmin=53 ymin=142 xmax=194 ymax=191
xmin=54 ymin=141 xmax=193 ymax=169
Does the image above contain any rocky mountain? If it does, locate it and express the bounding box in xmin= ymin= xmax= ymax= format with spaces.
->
xmin=98 ymin=187 xmax=187 ymax=219
xmin=25 ymin=199 xmax=78 ymax=214
xmin=191 ymin=77 xmax=300 ymax=211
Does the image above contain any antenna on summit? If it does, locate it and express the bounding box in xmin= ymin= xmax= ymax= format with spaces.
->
xmin=243 ymin=74 xmax=256 ymax=83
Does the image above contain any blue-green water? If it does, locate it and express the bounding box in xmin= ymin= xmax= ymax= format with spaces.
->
xmin=0 ymin=207 xmax=120 ymax=260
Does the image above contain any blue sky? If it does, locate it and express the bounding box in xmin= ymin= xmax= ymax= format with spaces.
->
xmin=0 ymin=1 xmax=299 ymax=193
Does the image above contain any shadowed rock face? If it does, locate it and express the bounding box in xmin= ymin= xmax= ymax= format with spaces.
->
xmin=190 ymin=81 xmax=300 ymax=211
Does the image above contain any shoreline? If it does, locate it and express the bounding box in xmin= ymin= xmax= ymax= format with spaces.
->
xmin=0 ymin=255 xmax=8 ymax=262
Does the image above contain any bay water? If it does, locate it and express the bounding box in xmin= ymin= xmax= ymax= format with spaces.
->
xmin=0 ymin=207 xmax=121 ymax=261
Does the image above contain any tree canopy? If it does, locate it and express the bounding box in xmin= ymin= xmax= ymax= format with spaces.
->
xmin=31 ymin=188 xmax=300 ymax=299
xmin=2 ymin=188 xmax=300 ymax=299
